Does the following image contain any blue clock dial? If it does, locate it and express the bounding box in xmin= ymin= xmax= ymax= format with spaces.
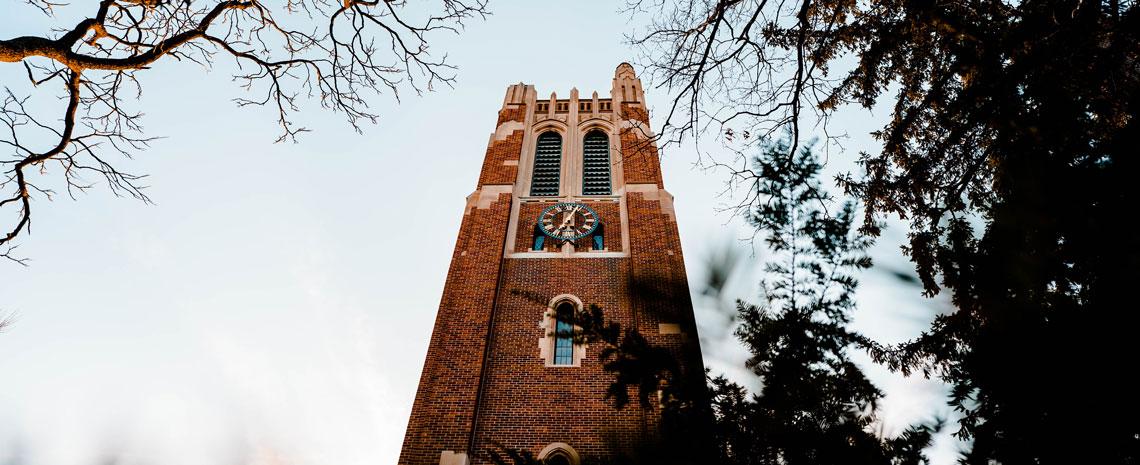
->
xmin=538 ymin=202 xmax=600 ymax=241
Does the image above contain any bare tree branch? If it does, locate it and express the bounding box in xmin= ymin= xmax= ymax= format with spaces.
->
xmin=0 ymin=309 xmax=14 ymax=332
xmin=0 ymin=0 xmax=487 ymax=258
xmin=625 ymin=0 xmax=844 ymax=220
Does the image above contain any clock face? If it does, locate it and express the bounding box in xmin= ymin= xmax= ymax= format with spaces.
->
xmin=538 ymin=202 xmax=600 ymax=241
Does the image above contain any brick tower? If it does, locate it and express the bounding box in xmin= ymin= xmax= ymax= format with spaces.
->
xmin=399 ymin=64 xmax=705 ymax=465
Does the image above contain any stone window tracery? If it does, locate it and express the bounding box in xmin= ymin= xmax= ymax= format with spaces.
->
xmin=541 ymin=295 xmax=585 ymax=367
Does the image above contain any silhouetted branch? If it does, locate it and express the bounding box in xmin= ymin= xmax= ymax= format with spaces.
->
xmin=0 ymin=0 xmax=487 ymax=258
xmin=635 ymin=1 xmax=1140 ymax=462
xmin=0 ymin=309 xmax=16 ymax=332
xmin=624 ymin=0 xmax=849 ymax=225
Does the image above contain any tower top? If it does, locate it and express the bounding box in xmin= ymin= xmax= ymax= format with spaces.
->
xmin=615 ymin=62 xmax=636 ymax=80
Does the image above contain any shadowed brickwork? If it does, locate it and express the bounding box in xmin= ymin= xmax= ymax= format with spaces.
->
xmin=400 ymin=65 xmax=704 ymax=465
xmin=399 ymin=191 xmax=514 ymax=465
xmin=473 ymin=257 xmax=647 ymax=460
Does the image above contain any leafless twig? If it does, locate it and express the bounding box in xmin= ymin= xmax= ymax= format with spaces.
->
xmin=0 ymin=0 xmax=487 ymax=259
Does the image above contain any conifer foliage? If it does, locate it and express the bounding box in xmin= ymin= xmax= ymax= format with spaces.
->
xmin=705 ymin=138 xmax=936 ymax=465
xmin=493 ymin=139 xmax=939 ymax=465
xmin=632 ymin=1 xmax=1140 ymax=462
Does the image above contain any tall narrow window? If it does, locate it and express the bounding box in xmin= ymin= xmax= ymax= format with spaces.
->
xmin=532 ymin=223 xmax=546 ymax=251
xmin=530 ymin=132 xmax=562 ymax=196
xmin=591 ymin=222 xmax=604 ymax=251
xmin=553 ymin=302 xmax=575 ymax=366
xmin=581 ymin=130 xmax=611 ymax=195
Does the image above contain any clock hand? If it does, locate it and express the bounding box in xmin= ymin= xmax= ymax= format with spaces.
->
xmin=558 ymin=206 xmax=580 ymax=231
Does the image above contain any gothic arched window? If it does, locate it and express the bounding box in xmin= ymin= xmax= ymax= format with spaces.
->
xmin=581 ymin=130 xmax=612 ymax=195
xmin=544 ymin=452 xmax=573 ymax=465
xmin=530 ymin=131 xmax=562 ymax=196
xmin=553 ymin=302 xmax=576 ymax=366
xmin=538 ymin=443 xmax=580 ymax=465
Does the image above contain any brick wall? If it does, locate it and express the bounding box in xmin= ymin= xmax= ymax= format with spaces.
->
xmin=619 ymin=128 xmax=663 ymax=187
xmin=399 ymin=102 xmax=525 ymax=465
xmin=478 ymin=106 xmax=527 ymax=186
xmin=471 ymin=257 xmax=649 ymax=463
xmin=401 ymin=86 xmax=704 ymax=465
xmin=620 ymin=103 xmax=649 ymax=125
xmin=621 ymin=101 xmax=706 ymax=440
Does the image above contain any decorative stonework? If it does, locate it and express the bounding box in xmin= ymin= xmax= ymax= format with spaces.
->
xmin=400 ymin=64 xmax=705 ymax=465
xmin=538 ymin=443 xmax=581 ymax=465
xmin=438 ymin=451 xmax=468 ymax=465
xmin=538 ymin=294 xmax=588 ymax=367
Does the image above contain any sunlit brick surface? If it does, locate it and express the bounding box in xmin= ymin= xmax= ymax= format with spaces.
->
xmin=400 ymin=66 xmax=704 ymax=465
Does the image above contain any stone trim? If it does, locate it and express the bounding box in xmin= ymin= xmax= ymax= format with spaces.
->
xmin=514 ymin=194 xmax=621 ymax=201
xmin=537 ymin=443 xmax=581 ymax=465
xmin=533 ymin=119 xmax=570 ymax=133
xmin=465 ymin=185 xmax=514 ymax=212
xmin=506 ymin=251 xmax=629 ymax=259
xmin=539 ymin=295 xmax=587 ymax=368
xmin=577 ymin=116 xmax=615 ymax=133
xmin=490 ymin=120 xmax=524 ymax=142
xmin=625 ymin=184 xmax=677 ymax=221
xmin=439 ymin=451 xmax=469 ymax=465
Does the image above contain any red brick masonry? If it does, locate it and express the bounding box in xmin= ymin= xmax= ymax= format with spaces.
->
xmin=400 ymin=79 xmax=704 ymax=465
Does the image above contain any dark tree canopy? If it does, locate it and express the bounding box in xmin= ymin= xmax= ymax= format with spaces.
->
xmin=631 ymin=0 xmax=1140 ymax=463
xmin=496 ymin=140 xmax=939 ymax=465
xmin=706 ymin=138 xmax=936 ymax=465
xmin=0 ymin=0 xmax=486 ymax=264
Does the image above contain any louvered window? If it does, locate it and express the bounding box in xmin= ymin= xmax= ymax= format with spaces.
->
xmin=582 ymin=130 xmax=612 ymax=195
xmin=530 ymin=132 xmax=562 ymax=196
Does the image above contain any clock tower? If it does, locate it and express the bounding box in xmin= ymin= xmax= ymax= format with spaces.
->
xmin=399 ymin=64 xmax=705 ymax=465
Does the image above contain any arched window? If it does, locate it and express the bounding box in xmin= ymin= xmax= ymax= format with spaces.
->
xmin=531 ymin=132 xmax=562 ymax=196
xmin=544 ymin=452 xmax=572 ymax=465
xmin=581 ymin=130 xmax=611 ymax=195
xmin=538 ymin=443 xmax=580 ymax=465
xmin=553 ymin=302 xmax=575 ymax=366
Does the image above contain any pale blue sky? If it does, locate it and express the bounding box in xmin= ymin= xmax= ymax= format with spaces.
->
xmin=0 ymin=2 xmax=958 ymax=464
